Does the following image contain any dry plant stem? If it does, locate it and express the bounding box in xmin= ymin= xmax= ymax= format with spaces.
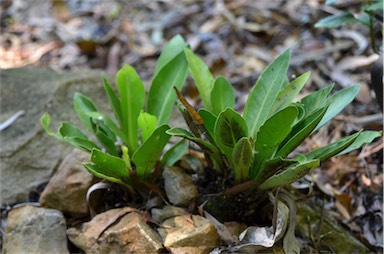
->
xmin=221 ymin=180 xmax=254 ymax=196
xmin=339 ymin=176 xmax=357 ymax=193
xmin=360 ymin=140 xmax=383 ymax=158
xmin=315 ymin=196 xmax=326 ymax=249
xmin=272 ymin=187 xmax=282 ymax=236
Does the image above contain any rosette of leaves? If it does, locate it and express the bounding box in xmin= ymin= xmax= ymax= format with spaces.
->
xmin=41 ymin=35 xmax=189 ymax=191
xmin=167 ymin=48 xmax=382 ymax=190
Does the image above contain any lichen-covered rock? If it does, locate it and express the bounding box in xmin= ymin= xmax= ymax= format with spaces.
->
xmin=40 ymin=148 xmax=95 ymax=215
xmin=158 ymin=214 xmax=220 ymax=253
xmin=67 ymin=207 xmax=163 ymax=253
xmin=3 ymin=205 xmax=69 ymax=254
xmin=163 ymin=166 xmax=199 ymax=206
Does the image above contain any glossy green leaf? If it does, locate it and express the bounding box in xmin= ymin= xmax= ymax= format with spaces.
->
xmin=59 ymin=122 xmax=89 ymax=140
xmin=147 ymin=52 xmax=188 ymax=126
xmin=270 ymin=71 xmax=310 ymax=115
xmin=121 ymin=145 xmax=132 ymax=171
xmin=41 ymin=113 xmax=99 ymax=152
xmin=93 ymin=126 xmax=118 ymax=156
xmin=259 ymin=159 xmax=320 ymax=190
xmin=41 ymin=113 xmax=61 ymax=138
xmin=293 ymin=103 xmax=306 ymax=125
xmin=84 ymin=113 xmax=118 ymax=155
xmin=116 ymin=64 xmax=146 ymax=154
xmin=354 ymin=12 xmax=370 ymax=26
xmin=85 ymin=111 xmax=127 ymax=145
xmin=59 ymin=122 xmax=99 ymax=152
xmin=214 ymin=108 xmax=248 ymax=164
xmin=103 ymin=77 xmax=123 ymax=128
xmin=198 ymin=108 xmax=217 ymax=143
xmin=314 ymin=84 xmax=360 ymax=131
xmin=166 ymin=127 xmax=225 ymax=170
xmin=301 ymin=84 xmax=334 ymax=117
xmin=147 ymin=36 xmax=188 ymax=127
xmin=137 ymin=111 xmax=157 ymax=143
xmin=243 ymin=49 xmax=291 ymax=138
xmin=276 ymin=106 xmax=328 ymax=158
xmin=64 ymin=137 xmax=100 ymax=152
xmin=132 ymin=125 xmax=170 ymax=179
xmin=211 ymin=76 xmax=235 ymax=115
xmin=153 ymin=35 xmax=187 ymax=77
xmin=184 ymin=47 xmax=215 ymax=111
xmin=338 ymin=131 xmax=382 ymax=156
xmin=232 ymin=137 xmax=253 ymax=183
xmin=315 ymin=12 xmax=357 ymax=28
xmin=254 ymin=157 xmax=299 ymax=185
xmin=83 ymin=163 xmax=132 ymax=190
xmin=253 ymin=106 xmax=298 ymax=174
xmin=162 ymin=139 xmax=189 ymax=166
xmin=97 ymin=133 xmax=117 ymax=155
xmin=362 ymin=1 xmax=383 ymax=11
xmin=305 ymin=132 xmax=360 ymax=162
xmin=89 ymin=148 xmax=129 ymax=179
xmin=74 ymin=92 xmax=98 ymax=132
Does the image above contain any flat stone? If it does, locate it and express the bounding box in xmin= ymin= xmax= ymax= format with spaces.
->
xmin=67 ymin=207 xmax=163 ymax=253
xmin=0 ymin=68 xmax=109 ymax=205
xmin=158 ymin=214 xmax=219 ymax=253
xmin=3 ymin=205 xmax=69 ymax=254
xmin=151 ymin=205 xmax=188 ymax=223
xmin=296 ymin=202 xmax=370 ymax=253
xmin=163 ymin=166 xmax=199 ymax=206
xmin=39 ymin=148 xmax=96 ymax=215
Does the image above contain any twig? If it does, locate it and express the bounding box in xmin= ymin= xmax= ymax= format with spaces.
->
xmin=0 ymin=110 xmax=25 ymax=131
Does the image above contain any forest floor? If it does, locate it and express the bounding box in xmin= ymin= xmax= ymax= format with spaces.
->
xmin=1 ymin=0 xmax=383 ymax=251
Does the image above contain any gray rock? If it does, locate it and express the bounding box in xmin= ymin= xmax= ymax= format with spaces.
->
xmin=39 ymin=148 xmax=96 ymax=215
xmin=296 ymin=202 xmax=370 ymax=253
xmin=158 ymin=214 xmax=220 ymax=254
xmin=163 ymin=166 xmax=199 ymax=206
xmin=0 ymin=68 xmax=109 ymax=205
xmin=3 ymin=205 xmax=69 ymax=254
xmin=151 ymin=205 xmax=188 ymax=223
xmin=67 ymin=207 xmax=163 ymax=253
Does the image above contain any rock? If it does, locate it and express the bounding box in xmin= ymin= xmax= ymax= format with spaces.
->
xmin=39 ymin=148 xmax=95 ymax=215
xmin=0 ymin=67 xmax=109 ymax=205
xmin=67 ymin=207 xmax=163 ymax=253
xmin=296 ymin=202 xmax=370 ymax=253
xmin=151 ymin=205 xmax=188 ymax=224
xmin=158 ymin=214 xmax=220 ymax=253
xmin=3 ymin=205 xmax=69 ymax=254
xmin=224 ymin=221 xmax=248 ymax=238
xmin=163 ymin=166 xmax=199 ymax=206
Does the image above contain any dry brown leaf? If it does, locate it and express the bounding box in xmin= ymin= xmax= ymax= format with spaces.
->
xmin=335 ymin=200 xmax=351 ymax=220
xmin=0 ymin=41 xmax=60 ymax=69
